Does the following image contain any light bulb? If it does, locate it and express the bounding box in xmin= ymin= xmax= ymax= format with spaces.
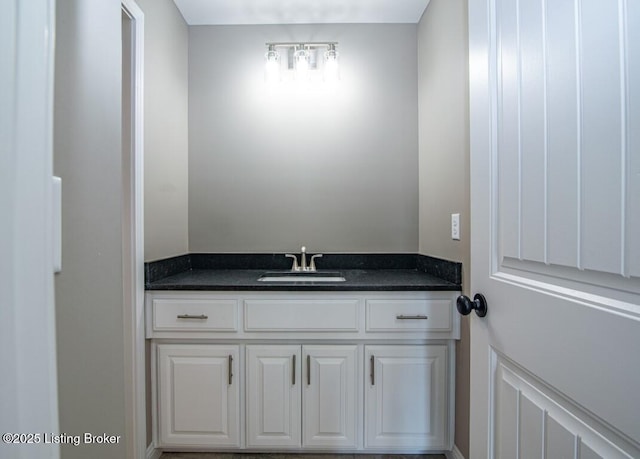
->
xmin=294 ymin=47 xmax=310 ymax=81
xmin=324 ymin=45 xmax=340 ymax=83
xmin=264 ymin=46 xmax=280 ymax=84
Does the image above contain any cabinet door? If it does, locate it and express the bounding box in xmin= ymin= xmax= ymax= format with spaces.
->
xmin=303 ymin=345 xmax=359 ymax=449
xmin=365 ymin=345 xmax=447 ymax=450
xmin=157 ymin=344 xmax=240 ymax=447
xmin=246 ymin=345 xmax=301 ymax=448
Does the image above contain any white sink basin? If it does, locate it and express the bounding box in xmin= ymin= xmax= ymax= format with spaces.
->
xmin=257 ymin=272 xmax=346 ymax=282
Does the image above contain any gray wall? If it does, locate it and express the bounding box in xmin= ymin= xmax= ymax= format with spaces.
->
xmin=54 ymin=0 xmax=126 ymax=457
xmin=188 ymin=24 xmax=419 ymax=253
xmin=417 ymin=1 xmax=470 ymax=456
xmin=141 ymin=0 xmax=190 ymax=262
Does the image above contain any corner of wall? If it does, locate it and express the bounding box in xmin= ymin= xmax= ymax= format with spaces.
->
xmin=416 ymin=1 xmax=470 ymax=458
xmin=140 ymin=0 xmax=190 ymax=261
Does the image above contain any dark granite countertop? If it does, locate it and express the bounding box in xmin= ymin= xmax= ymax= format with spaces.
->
xmin=145 ymin=254 xmax=462 ymax=292
xmin=146 ymin=268 xmax=459 ymax=291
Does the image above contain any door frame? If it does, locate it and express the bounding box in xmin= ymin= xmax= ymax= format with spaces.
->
xmin=0 ymin=0 xmax=60 ymax=456
xmin=121 ymin=1 xmax=146 ymax=457
xmin=468 ymin=0 xmax=497 ymax=456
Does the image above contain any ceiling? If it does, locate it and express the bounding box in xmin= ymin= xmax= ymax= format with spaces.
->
xmin=173 ymin=0 xmax=431 ymax=25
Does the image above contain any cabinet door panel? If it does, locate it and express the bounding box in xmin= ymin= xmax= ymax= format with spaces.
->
xmin=158 ymin=344 xmax=240 ymax=447
xmin=303 ymin=345 xmax=359 ymax=449
xmin=246 ymin=345 xmax=301 ymax=448
xmin=365 ymin=345 xmax=447 ymax=450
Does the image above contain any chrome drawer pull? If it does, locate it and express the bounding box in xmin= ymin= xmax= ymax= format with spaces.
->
xmin=176 ymin=314 xmax=208 ymax=320
xmin=292 ymin=354 xmax=296 ymax=385
xmin=370 ymin=355 xmax=375 ymax=385
xmin=396 ymin=315 xmax=428 ymax=320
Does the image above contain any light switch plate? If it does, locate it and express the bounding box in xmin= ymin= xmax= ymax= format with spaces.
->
xmin=451 ymin=213 xmax=460 ymax=240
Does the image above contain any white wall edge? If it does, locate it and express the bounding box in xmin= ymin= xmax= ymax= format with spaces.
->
xmin=446 ymin=444 xmax=467 ymax=459
xmin=121 ymin=1 xmax=146 ymax=458
xmin=146 ymin=444 xmax=162 ymax=459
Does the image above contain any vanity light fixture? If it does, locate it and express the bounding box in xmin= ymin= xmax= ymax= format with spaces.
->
xmin=264 ymin=42 xmax=339 ymax=84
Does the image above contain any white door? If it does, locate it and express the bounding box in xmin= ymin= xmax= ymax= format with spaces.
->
xmin=303 ymin=345 xmax=359 ymax=449
xmin=468 ymin=0 xmax=640 ymax=458
xmin=246 ymin=345 xmax=301 ymax=448
xmin=364 ymin=345 xmax=448 ymax=450
xmin=157 ymin=344 xmax=240 ymax=447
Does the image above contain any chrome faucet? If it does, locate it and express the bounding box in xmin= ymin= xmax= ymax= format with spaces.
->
xmin=285 ymin=246 xmax=323 ymax=272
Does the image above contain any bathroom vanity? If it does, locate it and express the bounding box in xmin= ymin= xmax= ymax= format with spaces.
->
xmin=145 ymin=254 xmax=461 ymax=454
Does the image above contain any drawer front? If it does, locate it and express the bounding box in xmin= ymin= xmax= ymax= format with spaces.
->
xmin=244 ymin=299 xmax=359 ymax=331
xmin=153 ymin=299 xmax=238 ymax=332
xmin=366 ymin=299 xmax=452 ymax=332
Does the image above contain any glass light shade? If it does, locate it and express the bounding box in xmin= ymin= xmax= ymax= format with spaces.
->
xmin=323 ymin=47 xmax=340 ymax=83
xmin=264 ymin=48 xmax=280 ymax=83
xmin=294 ymin=48 xmax=310 ymax=81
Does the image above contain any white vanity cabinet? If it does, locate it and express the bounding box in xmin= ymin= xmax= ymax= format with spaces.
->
xmin=157 ymin=344 xmax=240 ymax=448
xmin=246 ymin=345 xmax=301 ymax=448
xmin=365 ymin=345 xmax=447 ymax=450
xmin=146 ymin=290 xmax=459 ymax=453
xmin=303 ymin=345 xmax=359 ymax=449
xmin=245 ymin=344 xmax=358 ymax=449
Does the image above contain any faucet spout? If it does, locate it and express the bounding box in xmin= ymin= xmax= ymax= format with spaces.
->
xmin=300 ymin=246 xmax=308 ymax=271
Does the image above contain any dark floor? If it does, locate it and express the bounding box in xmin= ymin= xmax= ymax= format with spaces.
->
xmin=159 ymin=453 xmax=446 ymax=459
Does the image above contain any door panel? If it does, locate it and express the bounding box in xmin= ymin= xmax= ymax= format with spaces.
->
xmin=495 ymin=358 xmax=636 ymax=459
xmin=364 ymin=345 xmax=447 ymax=450
xmin=246 ymin=345 xmax=301 ymax=448
xmin=469 ymin=0 xmax=640 ymax=457
xmin=157 ymin=344 xmax=240 ymax=447
xmin=495 ymin=0 xmax=640 ymax=284
xmin=303 ymin=345 xmax=358 ymax=449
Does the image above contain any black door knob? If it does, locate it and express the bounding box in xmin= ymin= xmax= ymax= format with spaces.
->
xmin=456 ymin=293 xmax=488 ymax=317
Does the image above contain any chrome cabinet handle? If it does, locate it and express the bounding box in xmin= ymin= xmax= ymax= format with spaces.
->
xmin=228 ymin=355 xmax=233 ymax=385
xmin=307 ymin=355 xmax=311 ymax=385
xmin=370 ymin=355 xmax=375 ymax=385
xmin=176 ymin=314 xmax=208 ymax=320
xmin=396 ymin=315 xmax=428 ymax=320
xmin=292 ymin=354 xmax=296 ymax=385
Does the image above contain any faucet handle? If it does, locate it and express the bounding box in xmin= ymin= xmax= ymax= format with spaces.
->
xmin=285 ymin=254 xmax=300 ymax=272
xmin=309 ymin=254 xmax=323 ymax=271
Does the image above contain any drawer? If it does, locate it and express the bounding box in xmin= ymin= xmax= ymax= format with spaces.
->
xmin=244 ymin=299 xmax=359 ymax=331
xmin=366 ymin=299 xmax=452 ymax=332
xmin=152 ymin=298 xmax=238 ymax=332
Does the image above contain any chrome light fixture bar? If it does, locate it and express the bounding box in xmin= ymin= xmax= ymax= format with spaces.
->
xmin=264 ymin=42 xmax=339 ymax=83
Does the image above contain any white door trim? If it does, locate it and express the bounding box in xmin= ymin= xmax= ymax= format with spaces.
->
xmin=121 ymin=1 xmax=146 ymax=457
xmin=468 ymin=0 xmax=495 ymax=455
xmin=0 ymin=0 xmax=59 ymax=457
